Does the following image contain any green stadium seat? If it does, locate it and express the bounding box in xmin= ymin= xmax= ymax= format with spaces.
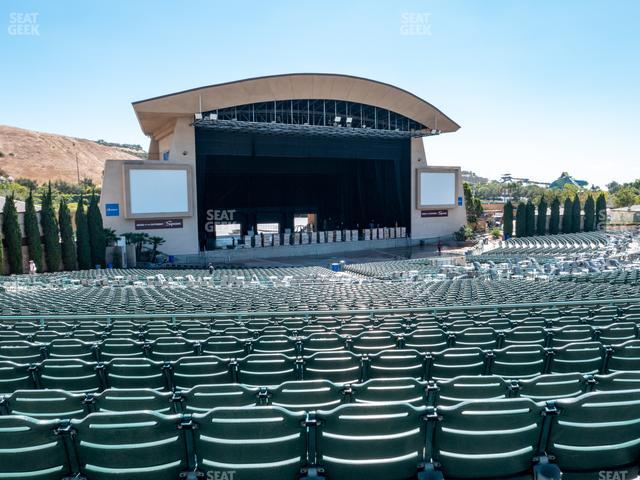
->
xmin=0 ymin=340 xmax=45 ymax=362
xmin=518 ymin=373 xmax=589 ymax=401
xmin=90 ymin=388 xmax=173 ymax=414
xmin=181 ymin=384 xmax=259 ymax=413
xmin=201 ymin=336 xmax=248 ymax=358
xmin=302 ymin=351 xmax=362 ymax=384
xmin=548 ymin=325 xmax=594 ymax=347
xmin=97 ymin=338 xmax=145 ymax=361
xmin=237 ymin=354 xmax=299 ymax=386
xmin=172 ymin=355 xmax=232 ymax=389
xmin=251 ymin=334 xmax=299 ymax=355
xmin=548 ymin=390 xmax=640 ymax=474
xmin=71 ymin=411 xmax=186 ymax=480
xmin=607 ymin=339 xmax=640 ymax=373
xmin=351 ymin=377 xmax=428 ymax=405
xmin=147 ymin=337 xmax=196 ymax=362
xmin=317 ymin=402 xmax=426 ymax=480
xmin=3 ymin=389 xmax=86 ymax=419
xmin=490 ymin=344 xmax=547 ymax=378
xmin=268 ymin=379 xmax=344 ymax=411
xmin=432 ymin=398 xmax=543 ymax=479
xmin=0 ymin=360 xmax=37 ymax=393
xmin=39 ymin=359 xmax=102 ymax=393
xmin=596 ymin=322 xmax=637 ymax=344
xmin=429 ymin=347 xmax=487 ymax=380
xmin=193 ymin=406 xmax=307 ymax=480
xmin=47 ymin=338 xmax=95 ymax=361
xmin=452 ymin=327 xmax=500 ymax=349
xmin=594 ymin=371 xmax=640 ymax=392
xmin=502 ymin=326 xmax=547 ymax=347
xmin=365 ymin=349 xmax=425 ymax=380
xmin=549 ymin=342 xmax=605 ymax=374
xmin=0 ymin=415 xmax=72 ymax=479
xmin=301 ymin=332 xmax=347 ymax=354
xmin=433 ymin=375 xmax=510 ymax=406
xmin=350 ymin=331 xmax=398 ymax=354
xmin=105 ymin=358 xmax=166 ymax=390
xmin=402 ymin=329 xmax=449 ymax=352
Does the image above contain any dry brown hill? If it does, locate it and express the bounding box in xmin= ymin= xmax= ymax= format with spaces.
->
xmin=0 ymin=125 xmax=145 ymax=185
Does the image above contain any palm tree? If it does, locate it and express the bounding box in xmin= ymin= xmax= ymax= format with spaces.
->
xmin=148 ymin=236 xmax=165 ymax=262
xmin=103 ymin=228 xmax=119 ymax=247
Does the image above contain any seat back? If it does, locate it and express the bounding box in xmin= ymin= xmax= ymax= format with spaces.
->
xmin=0 ymin=360 xmax=36 ymax=394
xmin=518 ymin=372 xmax=588 ymax=401
xmin=0 ymin=415 xmax=71 ymax=479
xmin=303 ymin=351 xmax=362 ymax=384
xmin=71 ymin=411 xmax=185 ymax=480
xmin=39 ymin=359 xmax=102 ymax=393
xmin=429 ymin=347 xmax=487 ymax=380
xmin=0 ymin=340 xmax=45 ymax=362
xmin=268 ymin=379 xmax=344 ymax=411
xmin=366 ymin=349 xmax=425 ymax=380
xmin=91 ymin=388 xmax=173 ymax=414
xmin=105 ymin=358 xmax=166 ymax=390
xmin=182 ymin=384 xmax=259 ymax=413
xmin=194 ymin=406 xmax=306 ymax=480
xmin=491 ymin=344 xmax=546 ymax=378
xmin=317 ymin=402 xmax=426 ymax=480
xmin=4 ymin=389 xmax=86 ymax=419
xmin=550 ymin=342 xmax=605 ymax=374
xmin=172 ymin=355 xmax=232 ymax=389
xmin=237 ymin=354 xmax=299 ymax=386
xmin=434 ymin=375 xmax=510 ymax=407
xmin=607 ymin=339 xmax=640 ymax=373
xmin=351 ymin=377 xmax=428 ymax=405
xmin=550 ymin=390 xmax=640 ymax=472
xmin=433 ymin=398 xmax=543 ymax=479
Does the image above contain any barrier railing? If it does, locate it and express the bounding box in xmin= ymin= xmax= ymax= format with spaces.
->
xmin=1 ymin=296 xmax=638 ymax=323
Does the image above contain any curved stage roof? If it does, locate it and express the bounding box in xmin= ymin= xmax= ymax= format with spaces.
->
xmin=132 ymin=73 xmax=460 ymax=138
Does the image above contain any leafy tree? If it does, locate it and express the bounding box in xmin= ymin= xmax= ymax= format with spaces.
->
xmin=75 ymin=196 xmax=92 ymax=270
xmin=87 ymin=192 xmax=106 ymax=268
xmin=571 ymin=194 xmax=582 ymax=232
xmin=40 ymin=183 xmax=61 ymax=272
xmin=536 ymin=198 xmax=547 ymax=235
xmin=596 ymin=193 xmax=607 ymax=231
xmin=1 ymin=195 xmax=23 ymax=274
xmin=58 ymin=199 xmax=76 ymax=270
xmin=515 ymin=201 xmax=527 ymax=237
xmin=613 ymin=186 xmax=639 ymax=208
xmin=562 ymin=197 xmax=573 ymax=233
xmin=24 ymin=190 xmax=43 ymax=271
xmin=502 ymin=201 xmax=513 ymax=238
xmin=525 ymin=200 xmax=536 ymax=237
xmin=148 ymin=236 xmax=165 ymax=262
xmin=549 ymin=197 xmax=560 ymax=234
xmin=583 ymin=195 xmax=595 ymax=232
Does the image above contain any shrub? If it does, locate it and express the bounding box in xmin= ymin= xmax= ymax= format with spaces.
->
xmin=490 ymin=227 xmax=502 ymax=239
xmin=454 ymin=224 xmax=474 ymax=241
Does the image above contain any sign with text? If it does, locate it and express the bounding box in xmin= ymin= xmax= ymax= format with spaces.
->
xmin=421 ymin=209 xmax=449 ymax=218
xmin=105 ymin=203 xmax=120 ymax=217
xmin=135 ymin=218 xmax=183 ymax=230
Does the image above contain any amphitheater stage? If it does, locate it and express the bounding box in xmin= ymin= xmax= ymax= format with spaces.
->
xmin=167 ymin=236 xmax=467 ymax=267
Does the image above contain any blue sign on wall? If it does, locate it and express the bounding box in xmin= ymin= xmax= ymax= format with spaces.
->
xmin=458 ymin=196 xmax=463 ymax=206
xmin=105 ymin=203 xmax=120 ymax=217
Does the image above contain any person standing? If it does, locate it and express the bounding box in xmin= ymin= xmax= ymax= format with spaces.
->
xmin=28 ymin=260 xmax=37 ymax=275
xmin=436 ymin=239 xmax=443 ymax=256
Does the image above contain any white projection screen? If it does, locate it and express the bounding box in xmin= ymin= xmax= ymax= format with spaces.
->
xmin=128 ymin=168 xmax=190 ymax=216
xmin=419 ymin=171 xmax=457 ymax=207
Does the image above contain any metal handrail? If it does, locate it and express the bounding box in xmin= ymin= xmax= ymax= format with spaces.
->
xmin=1 ymin=296 xmax=638 ymax=322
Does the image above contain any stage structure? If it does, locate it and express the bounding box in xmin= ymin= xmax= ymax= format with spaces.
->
xmin=101 ymin=74 xmax=466 ymax=255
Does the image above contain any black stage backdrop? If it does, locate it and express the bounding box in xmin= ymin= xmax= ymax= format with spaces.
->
xmin=195 ymin=128 xmax=410 ymax=249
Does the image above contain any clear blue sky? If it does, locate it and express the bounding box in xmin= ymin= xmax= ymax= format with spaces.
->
xmin=1 ymin=0 xmax=638 ymax=185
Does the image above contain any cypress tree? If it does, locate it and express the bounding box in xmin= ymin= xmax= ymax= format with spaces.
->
xmin=571 ymin=194 xmax=582 ymax=233
xmin=87 ymin=191 xmax=106 ymax=268
xmin=524 ymin=200 xmax=535 ymax=236
xmin=24 ymin=190 xmax=43 ymax=272
xmin=58 ymin=199 xmax=76 ymax=271
xmin=1 ymin=195 xmax=23 ymax=274
xmin=583 ymin=195 xmax=595 ymax=232
xmin=562 ymin=197 xmax=573 ymax=233
xmin=536 ymin=198 xmax=547 ymax=235
xmin=75 ymin=196 xmax=92 ymax=270
xmin=0 ymin=230 xmax=3 ymax=275
xmin=502 ymin=201 xmax=514 ymax=239
xmin=515 ymin=201 xmax=527 ymax=237
xmin=596 ymin=193 xmax=607 ymax=231
xmin=549 ymin=197 xmax=560 ymax=234
xmin=40 ymin=183 xmax=61 ymax=272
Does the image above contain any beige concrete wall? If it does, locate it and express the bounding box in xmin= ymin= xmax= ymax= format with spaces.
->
xmin=101 ymin=117 xmax=200 ymax=255
xmin=409 ymin=138 xmax=466 ymax=240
